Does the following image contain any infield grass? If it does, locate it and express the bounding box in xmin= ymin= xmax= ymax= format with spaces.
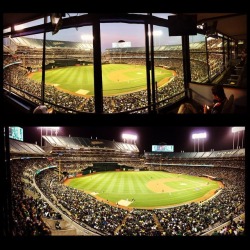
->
xmin=29 ymin=64 xmax=174 ymax=96
xmin=65 ymin=171 xmax=220 ymax=209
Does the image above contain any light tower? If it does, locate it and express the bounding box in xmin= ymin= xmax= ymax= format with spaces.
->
xmin=153 ymin=30 xmax=163 ymax=46
xmin=122 ymin=133 xmax=138 ymax=144
xmin=232 ymin=127 xmax=245 ymax=149
xmin=192 ymin=132 xmax=207 ymax=152
xmin=37 ymin=127 xmax=60 ymax=147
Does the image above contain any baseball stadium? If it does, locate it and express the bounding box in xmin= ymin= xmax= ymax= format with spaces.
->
xmin=3 ymin=126 xmax=245 ymax=236
xmin=3 ymin=13 xmax=247 ymax=114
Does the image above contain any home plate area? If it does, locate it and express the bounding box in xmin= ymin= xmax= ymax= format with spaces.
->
xmin=76 ymin=89 xmax=89 ymax=95
xmin=118 ymin=199 xmax=133 ymax=207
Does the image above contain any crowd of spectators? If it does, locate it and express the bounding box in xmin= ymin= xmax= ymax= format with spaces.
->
xmin=10 ymin=159 xmax=54 ymax=236
xmin=8 ymin=154 xmax=245 ymax=236
xmin=3 ymin=61 xmax=185 ymax=113
xmin=4 ymin=44 xmax=220 ymax=114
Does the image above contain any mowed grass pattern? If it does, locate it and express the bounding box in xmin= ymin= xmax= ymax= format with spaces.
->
xmin=30 ymin=64 xmax=174 ymax=96
xmin=66 ymin=171 xmax=220 ymax=209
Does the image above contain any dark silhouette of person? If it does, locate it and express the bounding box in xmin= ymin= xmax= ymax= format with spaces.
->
xmin=204 ymin=85 xmax=227 ymax=114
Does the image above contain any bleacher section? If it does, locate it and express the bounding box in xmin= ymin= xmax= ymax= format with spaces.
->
xmin=208 ymin=149 xmax=241 ymax=158
xmin=145 ymin=148 xmax=244 ymax=159
xmin=10 ymin=37 xmax=92 ymax=51
xmin=9 ymin=138 xmax=45 ymax=155
xmin=43 ymin=136 xmax=139 ymax=153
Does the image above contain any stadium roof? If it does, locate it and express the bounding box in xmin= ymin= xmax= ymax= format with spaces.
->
xmin=9 ymin=138 xmax=45 ymax=155
xmin=3 ymin=13 xmax=247 ymax=41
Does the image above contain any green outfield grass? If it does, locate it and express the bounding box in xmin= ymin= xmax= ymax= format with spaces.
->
xmin=65 ymin=171 xmax=220 ymax=209
xmin=29 ymin=64 xmax=174 ymax=96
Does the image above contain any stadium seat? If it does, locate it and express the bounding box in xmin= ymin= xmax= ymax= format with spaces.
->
xmin=222 ymin=94 xmax=234 ymax=113
xmin=177 ymin=103 xmax=197 ymax=114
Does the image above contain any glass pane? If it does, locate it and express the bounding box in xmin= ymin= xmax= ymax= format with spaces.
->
xmin=3 ymin=27 xmax=11 ymax=33
xmin=3 ymin=34 xmax=43 ymax=105
xmin=101 ymin=23 xmax=147 ymax=113
xmin=29 ymin=26 xmax=95 ymax=113
xmin=14 ymin=17 xmax=45 ymax=31
xmin=207 ymin=36 xmax=224 ymax=80
xmin=189 ymin=33 xmax=209 ymax=83
xmin=152 ymin=13 xmax=173 ymax=19
xmin=224 ymin=38 xmax=229 ymax=66
xmin=153 ymin=25 xmax=185 ymax=110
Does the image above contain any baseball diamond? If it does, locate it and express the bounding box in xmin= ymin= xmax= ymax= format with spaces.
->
xmin=64 ymin=171 xmax=222 ymax=209
xmin=29 ymin=64 xmax=175 ymax=97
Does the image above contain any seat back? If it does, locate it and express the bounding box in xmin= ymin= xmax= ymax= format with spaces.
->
xmin=177 ymin=103 xmax=197 ymax=114
xmin=222 ymin=94 xmax=234 ymax=113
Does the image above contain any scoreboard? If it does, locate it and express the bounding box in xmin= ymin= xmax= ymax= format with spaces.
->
xmin=152 ymin=145 xmax=174 ymax=152
xmin=112 ymin=41 xmax=131 ymax=48
xmin=9 ymin=126 xmax=23 ymax=141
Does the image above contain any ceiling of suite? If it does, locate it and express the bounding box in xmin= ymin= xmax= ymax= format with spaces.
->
xmin=3 ymin=13 xmax=247 ymax=41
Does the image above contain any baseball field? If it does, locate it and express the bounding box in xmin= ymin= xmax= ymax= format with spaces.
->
xmin=64 ymin=171 xmax=222 ymax=210
xmin=29 ymin=64 xmax=175 ymax=96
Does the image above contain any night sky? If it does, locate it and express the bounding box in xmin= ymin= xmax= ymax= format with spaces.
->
xmin=21 ymin=126 xmax=245 ymax=154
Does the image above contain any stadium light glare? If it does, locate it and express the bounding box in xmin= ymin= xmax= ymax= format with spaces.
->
xmin=122 ymin=133 xmax=137 ymax=140
xmin=192 ymin=132 xmax=207 ymax=152
xmin=122 ymin=133 xmax=138 ymax=144
xmin=147 ymin=30 xmax=162 ymax=46
xmin=37 ymin=127 xmax=60 ymax=147
xmin=153 ymin=30 xmax=163 ymax=36
xmin=232 ymin=127 xmax=245 ymax=133
xmin=232 ymin=127 xmax=245 ymax=149
xmin=81 ymin=34 xmax=93 ymax=41
xmin=148 ymin=30 xmax=163 ymax=37
xmin=192 ymin=132 xmax=207 ymax=139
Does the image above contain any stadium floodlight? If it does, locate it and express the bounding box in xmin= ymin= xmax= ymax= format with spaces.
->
xmin=232 ymin=127 xmax=245 ymax=149
xmin=122 ymin=133 xmax=138 ymax=144
xmin=154 ymin=30 xmax=162 ymax=46
xmin=153 ymin=30 xmax=163 ymax=36
xmin=148 ymin=30 xmax=163 ymax=46
xmin=232 ymin=127 xmax=245 ymax=133
xmin=38 ymin=127 xmax=60 ymax=147
xmin=43 ymin=127 xmax=60 ymax=136
xmin=192 ymin=132 xmax=207 ymax=152
xmin=81 ymin=34 xmax=93 ymax=41
xmin=148 ymin=30 xmax=163 ymax=37
xmin=52 ymin=127 xmax=59 ymax=136
xmin=192 ymin=132 xmax=207 ymax=139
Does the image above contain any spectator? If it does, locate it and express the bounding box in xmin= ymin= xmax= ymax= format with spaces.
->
xmin=239 ymin=48 xmax=247 ymax=66
xmin=177 ymin=103 xmax=197 ymax=114
xmin=178 ymin=85 xmax=228 ymax=114
xmin=33 ymin=105 xmax=53 ymax=114
xmin=203 ymin=85 xmax=228 ymax=114
xmin=55 ymin=220 xmax=61 ymax=230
